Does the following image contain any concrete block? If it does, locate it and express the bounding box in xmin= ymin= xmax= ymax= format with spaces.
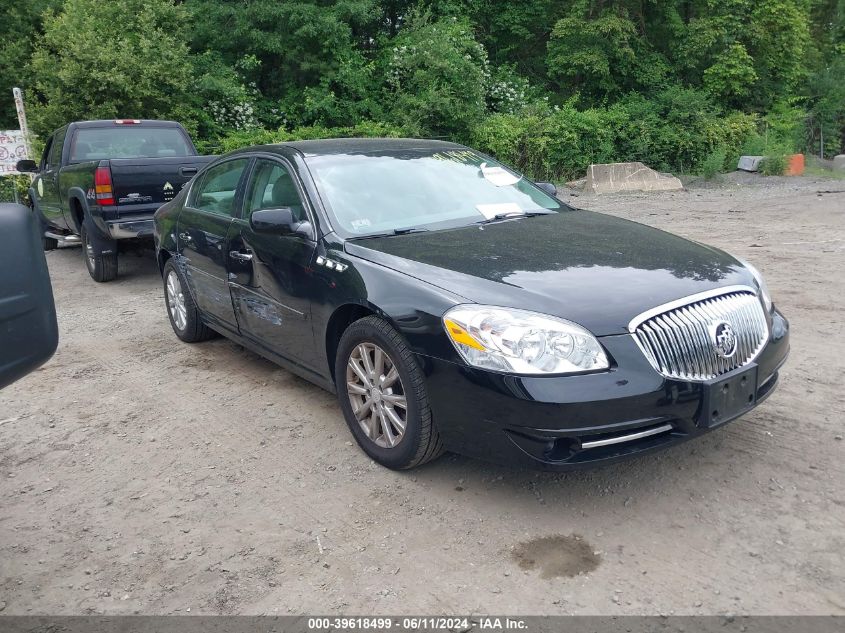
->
xmin=833 ymin=155 xmax=845 ymax=170
xmin=584 ymin=162 xmax=683 ymax=194
xmin=738 ymin=156 xmax=764 ymax=172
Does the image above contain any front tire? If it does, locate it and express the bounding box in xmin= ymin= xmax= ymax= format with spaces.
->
xmin=162 ymin=259 xmax=215 ymax=343
xmin=335 ymin=316 xmax=444 ymax=470
xmin=81 ymin=220 xmax=117 ymax=282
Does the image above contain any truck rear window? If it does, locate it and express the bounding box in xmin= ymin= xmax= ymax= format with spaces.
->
xmin=69 ymin=127 xmax=192 ymax=161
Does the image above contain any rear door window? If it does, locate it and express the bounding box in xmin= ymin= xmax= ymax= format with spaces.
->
xmin=68 ymin=127 xmax=192 ymax=161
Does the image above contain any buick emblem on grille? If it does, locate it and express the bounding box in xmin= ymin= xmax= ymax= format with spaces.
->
xmin=709 ymin=320 xmax=738 ymax=359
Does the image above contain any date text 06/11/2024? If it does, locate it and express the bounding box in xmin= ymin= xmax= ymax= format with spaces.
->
xmin=306 ymin=617 xmax=528 ymax=631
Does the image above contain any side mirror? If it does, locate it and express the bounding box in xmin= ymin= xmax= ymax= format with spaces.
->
xmin=16 ymin=159 xmax=38 ymax=173
xmin=535 ymin=181 xmax=557 ymax=197
xmin=0 ymin=204 xmax=58 ymax=390
xmin=250 ymin=207 xmax=311 ymax=237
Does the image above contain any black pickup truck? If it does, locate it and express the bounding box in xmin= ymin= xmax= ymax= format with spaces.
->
xmin=17 ymin=119 xmax=215 ymax=282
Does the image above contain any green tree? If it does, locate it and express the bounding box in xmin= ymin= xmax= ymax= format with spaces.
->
xmin=188 ymin=0 xmax=381 ymax=123
xmin=27 ymin=0 xmax=199 ymax=135
xmin=0 ymin=0 xmax=60 ymax=129
xmin=702 ymin=43 xmax=758 ymax=104
xmin=546 ymin=4 xmax=641 ymax=99
xmin=381 ymin=15 xmax=490 ymax=137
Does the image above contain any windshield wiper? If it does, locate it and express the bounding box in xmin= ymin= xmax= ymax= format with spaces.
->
xmin=392 ymin=226 xmax=429 ymax=235
xmin=476 ymin=209 xmax=556 ymax=225
xmin=350 ymin=227 xmax=430 ymax=239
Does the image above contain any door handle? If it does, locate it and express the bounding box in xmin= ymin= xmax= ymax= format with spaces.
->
xmin=229 ymin=250 xmax=253 ymax=262
xmin=178 ymin=232 xmax=192 ymax=242
xmin=179 ymin=166 xmax=198 ymax=177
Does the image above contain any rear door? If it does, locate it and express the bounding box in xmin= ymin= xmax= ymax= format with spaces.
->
xmin=226 ymin=157 xmax=318 ymax=364
xmin=177 ymin=157 xmax=251 ymax=330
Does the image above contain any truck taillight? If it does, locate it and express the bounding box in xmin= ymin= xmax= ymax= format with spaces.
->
xmin=113 ymin=119 xmax=140 ymax=124
xmin=94 ymin=166 xmax=115 ymax=206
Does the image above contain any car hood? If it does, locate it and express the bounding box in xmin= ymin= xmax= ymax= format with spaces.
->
xmin=343 ymin=209 xmax=756 ymax=336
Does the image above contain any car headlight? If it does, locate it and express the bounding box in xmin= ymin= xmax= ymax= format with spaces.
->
xmin=737 ymin=257 xmax=773 ymax=312
xmin=442 ymin=305 xmax=609 ymax=375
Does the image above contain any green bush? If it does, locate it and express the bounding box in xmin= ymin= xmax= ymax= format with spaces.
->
xmin=759 ymin=153 xmax=788 ymax=176
xmin=208 ymin=121 xmax=410 ymax=155
xmin=0 ymin=176 xmax=31 ymax=204
xmin=470 ymin=89 xmax=758 ymax=181
xmin=699 ymin=147 xmax=728 ymax=179
xmin=380 ymin=15 xmax=490 ymax=139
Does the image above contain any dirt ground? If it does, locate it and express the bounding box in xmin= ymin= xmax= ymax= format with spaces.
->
xmin=1 ymin=173 xmax=843 ymax=616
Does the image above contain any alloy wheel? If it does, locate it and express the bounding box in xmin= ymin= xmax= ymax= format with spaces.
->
xmin=84 ymin=230 xmax=96 ymax=269
xmin=166 ymin=270 xmax=188 ymax=331
xmin=346 ymin=342 xmax=407 ymax=448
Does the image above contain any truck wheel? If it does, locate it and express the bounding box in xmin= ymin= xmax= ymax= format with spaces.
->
xmin=334 ymin=316 xmax=444 ymax=470
xmin=162 ymin=259 xmax=215 ymax=343
xmin=81 ymin=220 xmax=118 ymax=282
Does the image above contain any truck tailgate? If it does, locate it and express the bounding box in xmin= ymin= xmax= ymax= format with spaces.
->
xmin=109 ymin=155 xmax=216 ymax=218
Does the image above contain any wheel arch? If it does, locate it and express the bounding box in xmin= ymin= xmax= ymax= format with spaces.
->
xmin=66 ymin=187 xmax=89 ymax=234
xmin=157 ymin=248 xmax=173 ymax=273
xmin=325 ymin=302 xmax=402 ymax=381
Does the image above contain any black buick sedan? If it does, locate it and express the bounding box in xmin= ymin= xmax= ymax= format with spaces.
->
xmin=153 ymin=139 xmax=789 ymax=470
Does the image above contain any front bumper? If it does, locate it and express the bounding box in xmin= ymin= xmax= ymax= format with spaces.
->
xmin=421 ymin=310 xmax=790 ymax=470
xmin=107 ymin=217 xmax=155 ymax=240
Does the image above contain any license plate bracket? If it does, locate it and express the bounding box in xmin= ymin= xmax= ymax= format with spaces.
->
xmin=699 ymin=364 xmax=758 ymax=428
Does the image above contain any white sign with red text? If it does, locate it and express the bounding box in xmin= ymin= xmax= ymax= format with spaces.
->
xmin=0 ymin=130 xmax=29 ymax=175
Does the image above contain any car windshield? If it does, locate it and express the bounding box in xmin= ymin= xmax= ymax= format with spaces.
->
xmin=69 ymin=127 xmax=192 ymax=161
xmin=305 ymin=148 xmax=565 ymax=236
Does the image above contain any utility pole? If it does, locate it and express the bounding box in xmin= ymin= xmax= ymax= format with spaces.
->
xmin=12 ymin=88 xmax=34 ymax=171
xmin=12 ymin=88 xmax=34 ymax=185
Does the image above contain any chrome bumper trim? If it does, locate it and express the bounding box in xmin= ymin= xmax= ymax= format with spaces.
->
xmin=580 ymin=423 xmax=674 ymax=449
xmin=108 ymin=219 xmax=155 ymax=239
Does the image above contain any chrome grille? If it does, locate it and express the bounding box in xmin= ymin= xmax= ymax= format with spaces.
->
xmin=630 ymin=288 xmax=769 ymax=381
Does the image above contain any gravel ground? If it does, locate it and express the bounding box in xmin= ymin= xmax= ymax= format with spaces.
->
xmin=0 ymin=173 xmax=843 ymax=616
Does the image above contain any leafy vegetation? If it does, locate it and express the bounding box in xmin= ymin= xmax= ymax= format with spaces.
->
xmin=0 ymin=0 xmax=842 ymax=182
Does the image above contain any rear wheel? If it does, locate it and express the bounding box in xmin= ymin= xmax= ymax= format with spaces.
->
xmin=335 ymin=316 xmax=444 ymax=469
xmin=81 ymin=220 xmax=117 ymax=282
xmin=163 ymin=259 xmax=215 ymax=343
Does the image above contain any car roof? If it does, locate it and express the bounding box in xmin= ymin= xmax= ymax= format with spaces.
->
xmin=70 ymin=120 xmax=184 ymax=129
xmin=272 ymin=137 xmax=465 ymax=157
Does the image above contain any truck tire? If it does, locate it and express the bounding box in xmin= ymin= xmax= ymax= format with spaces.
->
xmin=81 ymin=220 xmax=118 ymax=282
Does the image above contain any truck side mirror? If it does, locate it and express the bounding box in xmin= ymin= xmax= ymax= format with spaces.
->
xmin=0 ymin=204 xmax=58 ymax=390
xmin=15 ymin=159 xmax=38 ymax=173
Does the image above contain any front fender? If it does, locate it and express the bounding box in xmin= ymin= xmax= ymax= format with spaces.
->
xmin=314 ymin=242 xmax=468 ymax=369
